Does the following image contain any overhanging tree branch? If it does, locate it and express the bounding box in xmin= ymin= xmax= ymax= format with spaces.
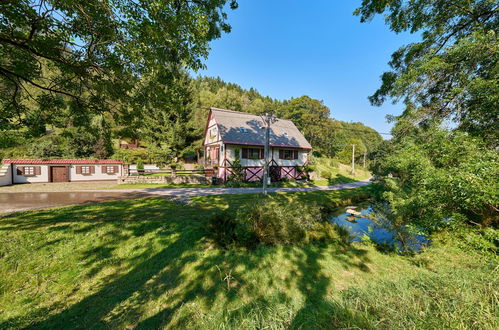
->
xmin=0 ymin=66 xmax=81 ymax=99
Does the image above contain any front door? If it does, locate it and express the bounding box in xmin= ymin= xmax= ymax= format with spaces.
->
xmin=51 ymin=166 xmax=68 ymax=182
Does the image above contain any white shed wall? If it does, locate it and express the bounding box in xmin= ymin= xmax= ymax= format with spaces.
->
xmin=0 ymin=163 xmax=12 ymax=186
xmin=69 ymin=164 xmax=122 ymax=181
xmin=13 ymin=164 xmax=50 ymax=183
xmin=10 ymin=163 xmax=122 ymax=183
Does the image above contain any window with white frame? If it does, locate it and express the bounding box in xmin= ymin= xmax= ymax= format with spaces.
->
xmin=106 ymin=166 xmax=115 ymax=174
xmin=81 ymin=166 xmax=91 ymax=174
xmin=24 ymin=166 xmax=35 ymax=175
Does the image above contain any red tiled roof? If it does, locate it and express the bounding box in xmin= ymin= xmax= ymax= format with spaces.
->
xmin=2 ymin=159 xmax=123 ymax=164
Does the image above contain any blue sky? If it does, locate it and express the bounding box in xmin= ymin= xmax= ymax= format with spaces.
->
xmin=197 ymin=0 xmax=420 ymax=135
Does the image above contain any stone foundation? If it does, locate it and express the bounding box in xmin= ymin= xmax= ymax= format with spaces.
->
xmin=117 ymin=175 xmax=210 ymax=185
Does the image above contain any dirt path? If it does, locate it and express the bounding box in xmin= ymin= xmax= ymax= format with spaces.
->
xmin=0 ymin=180 xmax=371 ymax=213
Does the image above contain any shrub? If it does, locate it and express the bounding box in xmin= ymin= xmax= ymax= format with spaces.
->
xmin=29 ymin=135 xmax=64 ymax=159
xmin=136 ymin=160 xmax=144 ymax=175
xmin=207 ymin=199 xmax=351 ymax=249
xmin=321 ymin=170 xmax=332 ymax=179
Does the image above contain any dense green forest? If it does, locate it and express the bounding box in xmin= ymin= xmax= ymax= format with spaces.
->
xmin=0 ymin=75 xmax=382 ymax=165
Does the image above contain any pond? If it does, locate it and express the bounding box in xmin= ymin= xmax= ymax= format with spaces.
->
xmin=330 ymin=205 xmax=429 ymax=252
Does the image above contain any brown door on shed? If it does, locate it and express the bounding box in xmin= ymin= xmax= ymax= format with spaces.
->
xmin=51 ymin=166 xmax=68 ymax=182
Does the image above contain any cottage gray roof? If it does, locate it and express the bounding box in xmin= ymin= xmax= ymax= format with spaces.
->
xmin=209 ymin=107 xmax=312 ymax=149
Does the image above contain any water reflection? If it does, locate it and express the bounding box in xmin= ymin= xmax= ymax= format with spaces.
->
xmin=330 ymin=206 xmax=429 ymax=252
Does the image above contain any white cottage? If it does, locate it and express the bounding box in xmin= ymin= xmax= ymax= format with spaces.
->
xmin=202 ymin=108 xmax=312 ymax=182
xmin=0 ymin=159 xmax=123 ymax=186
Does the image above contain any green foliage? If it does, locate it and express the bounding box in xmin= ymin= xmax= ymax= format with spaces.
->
xmin=111 ymin=147 xmax=171 ymax=165
xmin=227 ymin=148 xmax=245 ymax=184
xmin=136 ymin=161 xmax=144 ymax=171
xmin=320 ymin=170 xmax=332 ymax=180
xmin=372 ymin=127 xmax=498 ymax=231
xmin=1 ymin=0 xmax=237 ymax=137
xmin=356 ymin=0 xmax=499 ymax=145
xmin=207 ymin=198 xmax=350 ymax=249
xmin=28 ymin=135 xmax=64 ymax=159
xmin=453 ymin=226 xmax=499 ymax=255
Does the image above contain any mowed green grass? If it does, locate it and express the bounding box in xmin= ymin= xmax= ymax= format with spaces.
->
xmin=0 ymin=188 xmax=497 ymax=329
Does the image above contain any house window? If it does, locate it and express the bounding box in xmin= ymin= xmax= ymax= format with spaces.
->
xmin=24 ymin=166 xmax=35 ymax=176
xmin=18 ymin=166 xmax=41 ymax=176
xmin=76 ymin=165 xmax=94 ymax=175
xmin=242 ymin=148 xmax=264 ymax=159
xmin=279 ymin=149 xmax=298 ymax=160
xmin=102 ymin=165 xmax=119 ymax=174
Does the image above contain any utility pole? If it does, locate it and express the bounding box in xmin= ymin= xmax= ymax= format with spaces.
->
xmin=262 ymin=112 xmax=276 ymax=194
xmin=351 ymin=144 xmax=355 ymax=175
xmin=363 ymin=152 xmax=366 ymax=168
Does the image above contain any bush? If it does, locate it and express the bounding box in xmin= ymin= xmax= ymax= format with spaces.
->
xmin=207 ymin=199 xmax=351 ymax=249
xmin=321 ymin=170 xmax=332 ymax=179
xmin=29 ymin=135 xmax=64 ymax=159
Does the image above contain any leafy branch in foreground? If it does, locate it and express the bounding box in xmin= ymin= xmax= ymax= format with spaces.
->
xmin=0 ymin=0 xmax=238 ymax=133
xmin=355 ymin=0 xmax=498 ymax=144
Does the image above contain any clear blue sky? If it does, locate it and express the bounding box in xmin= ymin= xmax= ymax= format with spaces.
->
xmin=197 ymin=0 xmax=420 ymax=135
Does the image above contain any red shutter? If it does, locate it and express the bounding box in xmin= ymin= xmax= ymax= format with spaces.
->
xmin=293 ymin=150 xmax=298 ymax=160
xmin=35 ymin=166 xmax=41 ymax=175
xmin=17 ymin=166 xmax=24 ymax=175
xmin=279 ymin=150 xmax=284 ymax=159
xmin=90 ymin=166 xmax=95 ymax=174
xmin=242 ymin=148 xmax=248 ymax=159
xmin=76 ymin=166 xmax=82 ymax=174
xmin=102 ymin=166 xmax=107 ymax=174
xmin=113 ymin=165 xmax=118 ymax=174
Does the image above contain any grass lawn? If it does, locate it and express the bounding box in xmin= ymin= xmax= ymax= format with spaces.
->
xmin=0 ymin=188 xmax=496 ymax=329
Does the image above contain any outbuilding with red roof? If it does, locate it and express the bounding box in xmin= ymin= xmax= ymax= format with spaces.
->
xmin=0 ymin=159 xmax=123 ymax=186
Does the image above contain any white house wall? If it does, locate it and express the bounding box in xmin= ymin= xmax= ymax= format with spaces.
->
xmin=204 ymin=114 xmax=220 ymax=145
xmin=11 ymin=164 xmax=122 ymax=183
xmin=13 ymin=164 xmax=50 ymax=183
xmin=69 ymin=165 xmax=122 ymax=181
xmin=0 ymin=163 xmax=12 ymax=186
xmin=224 ymin=145 xmax=308 ymax=167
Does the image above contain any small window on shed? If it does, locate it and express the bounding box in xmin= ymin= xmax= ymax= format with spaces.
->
xmin=24 ymin=166 xmax=35 ymax=176
xmin=102 ymin=165 xmax=119 ymax=174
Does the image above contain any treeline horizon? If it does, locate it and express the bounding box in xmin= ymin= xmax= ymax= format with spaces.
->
xmin=0 ymin=75 xmax=383 ymax=165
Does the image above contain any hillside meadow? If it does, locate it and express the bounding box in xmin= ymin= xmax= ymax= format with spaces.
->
xmin=0 ymin=188 xmax=497 ymax=329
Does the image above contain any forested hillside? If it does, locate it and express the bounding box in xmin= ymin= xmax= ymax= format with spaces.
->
xmin=0 ymin=75 xmax=382 ymax=165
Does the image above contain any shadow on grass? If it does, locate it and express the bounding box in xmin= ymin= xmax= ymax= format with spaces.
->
xmin=0 ymin=189 xmax=374 ymax=328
